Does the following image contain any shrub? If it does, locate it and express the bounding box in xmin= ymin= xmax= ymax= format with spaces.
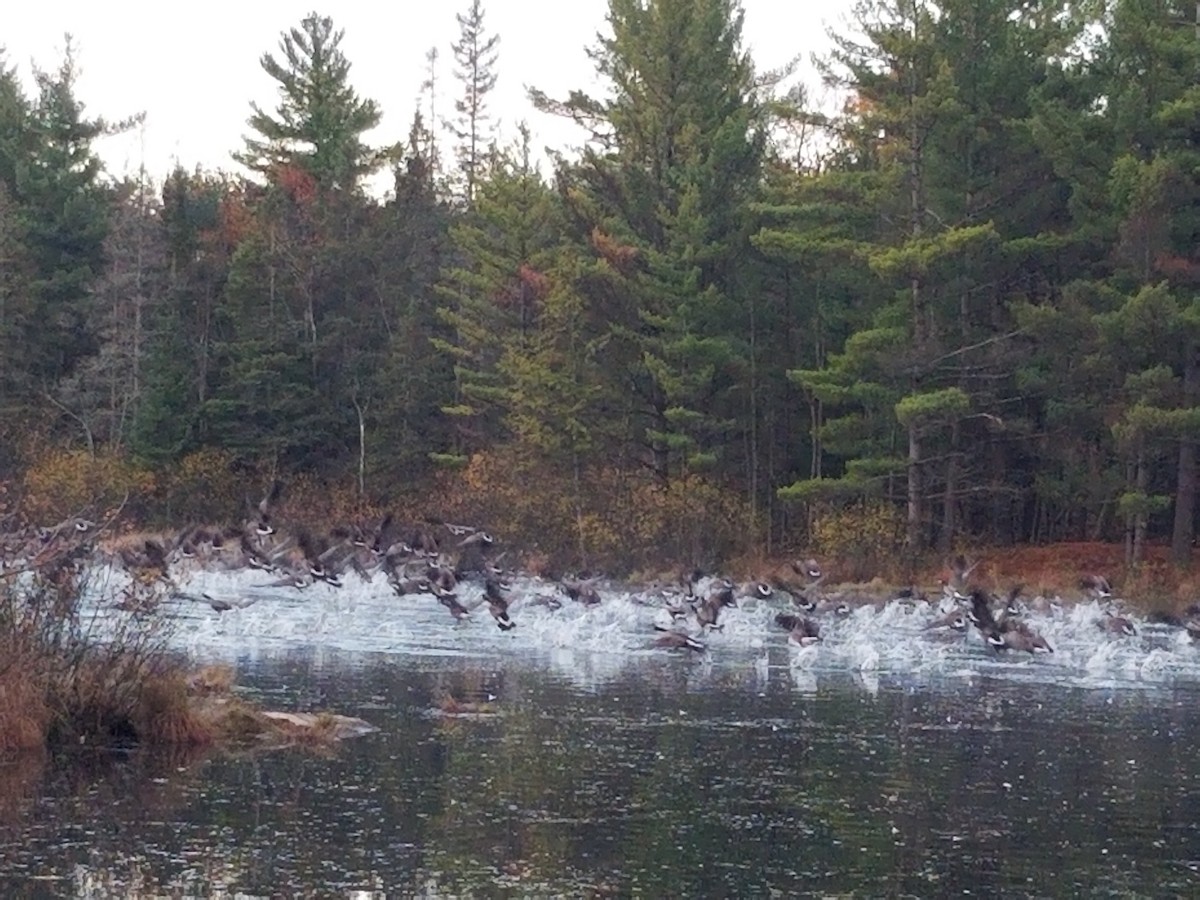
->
xmin=0 ymin=535 xmax=214 ymax=749
xmin=21 ymin=450 xmax=155 ymax=525
xmin=428 ymin=445 xmax=758 ymax=573
xmin=154 ymin=449 xmax=245 ymax=525
xmin=809 ymin=500 xmax=907 ymax=582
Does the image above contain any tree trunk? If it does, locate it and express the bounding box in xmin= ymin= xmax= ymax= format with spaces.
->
xmin=573 ymin=451 xmax=587 ymax=569
xmin=907 ymin=426 xmax=922 ymax=549
xmin=352 ymin=392 xmax=367 ymax=497
xmin=1172 ymin=341 xmax=1198 ymax=564
xmin=1133 ymin=450 xmax=1149 ymax=566
xmin=940 ymin=421 xmax=958 ymax=553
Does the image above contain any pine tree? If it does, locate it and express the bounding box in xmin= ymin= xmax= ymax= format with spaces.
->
xmin=131 ymin=168 xmax=236 ymax=463
xmin=15 ymin=39 xmax=114 ymax=392
xmin=418 ymin=47 xmax=443 ymax=184
xmin=0 ymin=55 xmax=32 ymax=421
xmin=781 ymin=0 xmax=1080 ymax=549
xmin=449 ymin=0 xmax=500 ymax=205
xmin=434 ymin=124 xmax=562 ymax=460
xmin=235 ymin=13 xmax=391 ymax=192
xmin=0 ymin=50 xmax=30 ymax=193
xmin=365 ymin=121 xmax=454 ymax=485
xmin=1094 ymin=0 xmax=1200 ymax=562
xmin=531 ymin=0 xmax=765 ymax=485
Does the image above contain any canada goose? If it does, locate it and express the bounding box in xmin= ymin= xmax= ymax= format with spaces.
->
xmin=409 ymin=524 xmax=441 ymax=557
xmin=433 ymin=585 xmax=470 ymax=621
xmin=652 ymin=627 xmax=706 ymax=652
xmin=391 ymin=576 xmax=432 ymax=597
xmin=797 ymin=558 xmax=823 ymax=582
xmin=1147 ymin=603 xmax=1200 ymax=637
xmin=237 ymin=532 xmax=275 ymax=571
xmin=948 ymin=554 xmax=982 ymax=593
xmin=892 ymin=585 xmax=931 ymax=607
xmin=248 ymin=479 xmax=283 ymax=537
xmin=1001 ymin=584 xmax=1026 ymax=617
xmin=427 ymin=562 xmax=458 ymax=595
xmin=940 ymin=579 xmax=971 ymax=606
xmin=207 ymin=593 xmax=262 ymax=612
xmin=483 ymin=578 xmax=516 ymax=631
xmin=771 ymin=558 xmax=825 ymax=596
xmin=924 ymin=609 xmax=969 ymax=632
xmin=437 ymin=520 xmax=481 ymax=537
xmin=259 ymin=572 xmax=313 ymax=590
xmin=970 ymin=590 xmax=1052 ymax=653
xmin=662 ymin=593 xmax=691 ymax=620
xmin=775 ymin=612 xmax=822 ymax=646
xmin=1098 ymin=610 xmax=1137 ymax=637
xmin=967 ymin=589 xmax=999 ymax=633
xmin=988 ymin=619 xmax=1054 ymax=654
xmin=561 ymin=578 xmax=602 ymax=606
xmin=653 ymin=631 xmax=706 ymax=652
xmin=296 ymin=528 xmax=352 ymax=587
xmin=813 ymin=595 xmax=853 ymax=617
xmin=526 ymin=593 xmax=564 ymax=611
xmin=459 ymin=530 xmax=495 ymax=548
xmin=790 ymin=592 xmax=817 ymax=613
xmin=735 ymin=580 xmax=773 ymax=602
xmin=119 ymin=538 xmax=176 ymax=588
xmin=1080 ymin=573 xmax=1113 ymax=599
xmin=352 ymin=512 xmax=394 ymax=553
xmin=454 ymin=530 xmax=496 ymax=577
xmin=695 ymin=580 xmax=737 ymax=630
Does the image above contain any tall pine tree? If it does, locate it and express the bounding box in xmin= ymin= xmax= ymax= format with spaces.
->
xmin=234 ymin=13 xmax=392 ymax=192
xmin=532 ymin=0 xmax=765 ymax=485
xmin=449 ymin=0 xmax=500 ymax=206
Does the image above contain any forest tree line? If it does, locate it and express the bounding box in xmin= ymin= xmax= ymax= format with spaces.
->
xmin=0 ymin=0 xmax=1197 ymax=573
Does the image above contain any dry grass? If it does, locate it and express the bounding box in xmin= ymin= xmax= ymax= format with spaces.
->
xmin=0 ymin=670 xmax=51 ymax=753
xmin=0 ymin=559 xmax=348 ymax=753
xmin=131 ymin=666 xmax=216 ymax=746
xmin=187 ymin=664 xmax=236 ymax=696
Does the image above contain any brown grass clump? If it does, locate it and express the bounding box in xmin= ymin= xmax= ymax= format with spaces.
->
xmin=201 ymin=698 xmax=270 ymax=743
xmin=187 ymin=664 xmax=236 ymax=696
xmin=0 ymin=666 xmax=52 ymax=753
xmin=0 ymin=551 xmax=356 ymax=752
xmin=131 ymin=666 xmax=215 ymax=747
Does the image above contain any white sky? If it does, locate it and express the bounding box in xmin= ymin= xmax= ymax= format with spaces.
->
xmin=5 ymin=0 xmax=856 ymax=193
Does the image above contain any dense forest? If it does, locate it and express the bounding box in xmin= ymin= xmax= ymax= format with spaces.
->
xmin=0 ymin=0 xmax=1196 ymax=573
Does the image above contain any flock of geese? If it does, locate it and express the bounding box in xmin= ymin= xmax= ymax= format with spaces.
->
xmin=5 ymin=480 xmax=1200 ymax=660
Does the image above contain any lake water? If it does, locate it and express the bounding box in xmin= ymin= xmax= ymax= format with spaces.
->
xmin=2 ymin=568 xmax=1200 ymax=897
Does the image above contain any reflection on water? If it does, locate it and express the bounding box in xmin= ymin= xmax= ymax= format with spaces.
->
xmin=1 ymin=649 xmax=1199 ymax=897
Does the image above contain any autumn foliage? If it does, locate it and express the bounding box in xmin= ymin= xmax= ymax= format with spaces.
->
xmin=427 ymin=445 xmax=754 ymax=573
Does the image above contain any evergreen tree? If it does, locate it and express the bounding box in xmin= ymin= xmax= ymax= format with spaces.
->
xmin=449 ymin=0 xmax=500 ymax=206
xmin=235 ymin=13 xmax=391 ymax=192
xmin=779 ymin=0 xmax=1080 ymax=549
xmin=0 ymin=49 xmax=30 ymax=193
xmin=0 ymin=55 xmax=32 ymax=424
xmin=132 ymin=168 xmax=236 ymax=463
xmin=366 ymin=122 xmax=454 ymax=485
xmin=59 ymin=173 xmax=166 ymax=451
xmin=1093 ymin=0 xmax=1200 ymax=562
xmin=532 ymin=0 xmax=765 ymax=484
xmin=14 ymin=39 xmax=114 ymax=393
xmin=434 ymin=124 xmax=563 ymax=460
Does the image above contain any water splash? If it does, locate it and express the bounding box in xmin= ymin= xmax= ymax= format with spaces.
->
xmin=78 ymin=565 xmax=1200 ymax=692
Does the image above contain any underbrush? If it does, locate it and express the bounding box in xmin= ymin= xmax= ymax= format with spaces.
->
xmin=0 ymin=542 xmax=343 ymax=752
xmin=0 ymin=556 xmax=206 ymax=752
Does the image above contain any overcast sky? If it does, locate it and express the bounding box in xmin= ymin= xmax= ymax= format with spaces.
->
xmin=6 ymin=0 xmax=855 ymax=190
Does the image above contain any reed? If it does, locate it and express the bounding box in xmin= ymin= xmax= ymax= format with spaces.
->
xmin=0 ymin=539 xmax=342 ymax=751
